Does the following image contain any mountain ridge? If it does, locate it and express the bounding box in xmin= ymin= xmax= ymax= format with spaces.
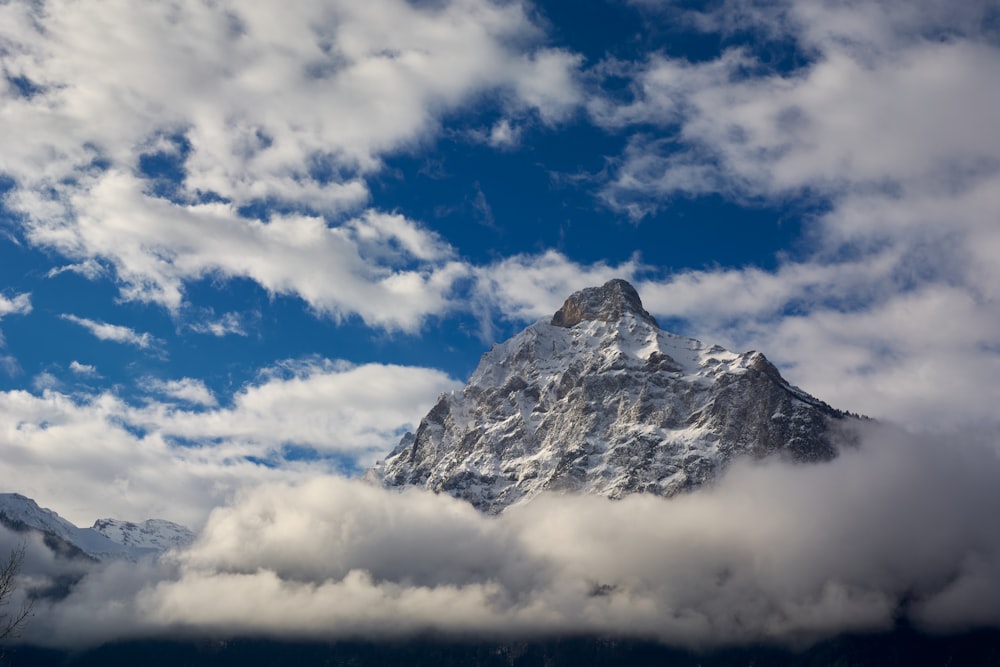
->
xmin=0 ymin=492 xmax=194 ymax=561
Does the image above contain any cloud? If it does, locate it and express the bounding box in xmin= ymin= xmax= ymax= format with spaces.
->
xmin=137 ymin=359 xmax=461 ymax=463
xmin=0 ymin=0 xmax=583 ymax=329
xmin=573 ymin=0 xmax=1000 ymax=431
xmin=488 ymin=119 xmax=522 ymax=149
xmin=0 ymin=355 xmax=20 ymax=377
xmin=143 ymin=378 xmax=218 ymax=408
xmin=0 ymin=359 xmax=459 ymax=528
xmin=186 ymin=311 xmax=249 ymax=338
xmin=31 ymin=372 xmax=60 ymax=392
xmin=0 ymin=292 xmax=31 ymax=318
xmin=25 ymin=174 xmax=469 ymax=330
xmin=0 ymin=388 xmax=274 ymax=529
xmin=12 ymin=423 xmax=1000 ymax=649
xmin=476 ymin=250 xmax=644 ymax=324
xmin=68 ymin=361 xmax=97 ymax=376
xmin=595 ymin=39 xmax=1000 ymax=206
xmin=60 ymin=314 xmax=159 ymax=350
xmin=0 ymin=292 xmax=32 ymax=349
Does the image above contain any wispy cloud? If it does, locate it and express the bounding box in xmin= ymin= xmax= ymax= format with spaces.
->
xmin=143 ymin=378 xmax=218 ymax=408
xmin=60 ymin=314 xmax=160 ymax=349
xmin=186 ymin=311 xmax=249 ymax=338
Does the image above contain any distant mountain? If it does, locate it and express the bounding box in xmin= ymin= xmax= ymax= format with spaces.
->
xmin=369 ymin=279 xmax=858 ymax=513
xmin=0 ymin=493 xmax=194 ymax=561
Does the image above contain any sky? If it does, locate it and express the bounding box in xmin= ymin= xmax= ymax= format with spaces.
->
xmin=2 ymin=0 xmax=1000 ymax=650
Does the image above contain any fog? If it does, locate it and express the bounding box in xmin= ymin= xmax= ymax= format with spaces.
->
xmin=8 ymin=421 xmax=1000 ymax=649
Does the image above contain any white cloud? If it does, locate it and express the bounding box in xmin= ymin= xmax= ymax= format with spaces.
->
xmin=13 ymin=423 xmax=1000 ymax=649
xmin=477 ymin=250 xmax=644 ymax=325
xmin=0 ymin=0 xmax=584 ymax=329
xmin=60 ymin=314 xmax=159 ymax=350
xmin=579 ymin=0 xmax=1000 ymax=430
xmin=143 ymin=378 xmax=218 ymax=408
xmin=488 ymin=119 xmax=522 ymax=149
xmin=46 ymin=259 xmax=105 ymax=280
xmin=0 ymin=359 xmax=459 ymax=527
xmin=595 ymin=38 xmax=1000 ymax=206
xmin=737 ymin=286 xmax=1000 ymax=430
xmin=23 ymin=172 xmax=468 ymax=330
xmin=0 ymin=388 xmax=250 ymax=528
xmin=0 ymin=291 xmax=31 ymax=351
xmin=186 ymin=311 xmax=248 ymax=337
xmin=31 ymin=372 xmax=60 ymax=392
xmin=68 ymin=360 xmax=98 ymax=376
xmin=0 ymin=292 xmax=32 ymax=317
xmin=0 ymin=355 xmax=20 ymax=376
xmin=508 ymin=49 xmax=583 ymax=124
xmin=137 ymin=359 xmax=460 ymax=462
xmin=465 ymin=118 xmax=524 ymax=151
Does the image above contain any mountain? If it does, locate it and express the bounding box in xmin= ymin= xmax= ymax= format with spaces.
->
xmin=0 ymin=493 xmax=194 ymax=561
xmin=369 ymin=279 xmax=856 ymax=513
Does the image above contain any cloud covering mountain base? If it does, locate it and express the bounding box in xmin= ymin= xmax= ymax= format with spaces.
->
xmin=6 ymin=422 xmax=1000 ymax=650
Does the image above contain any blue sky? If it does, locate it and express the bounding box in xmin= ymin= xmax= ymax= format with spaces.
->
xmin=1 ymin=0 xmax=999 ymax=527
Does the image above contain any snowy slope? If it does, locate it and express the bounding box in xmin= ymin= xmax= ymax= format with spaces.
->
xmin=0 ymin=493 xmax=193 ymax=560
xmin=92 ymin=518 xmax=194 ymax=553
xmin=369 ymin=280 xmax=855 ymax=513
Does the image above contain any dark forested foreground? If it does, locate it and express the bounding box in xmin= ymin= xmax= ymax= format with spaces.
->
xmin=7 ymin=629 xmax=1000 ymax=667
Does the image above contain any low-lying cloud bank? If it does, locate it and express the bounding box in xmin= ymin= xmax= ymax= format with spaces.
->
xmin=8 ymin=422 xmax=1000 ymax=649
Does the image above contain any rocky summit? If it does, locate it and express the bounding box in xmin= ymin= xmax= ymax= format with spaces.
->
xmin=369 ymin=280 xmax=856 ymax=513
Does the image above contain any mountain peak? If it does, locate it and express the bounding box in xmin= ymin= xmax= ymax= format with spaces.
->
xmin=373 ymin=279 xmax=851 ymax=513
xmin=551 ymin=279 xmax=658 ymax=328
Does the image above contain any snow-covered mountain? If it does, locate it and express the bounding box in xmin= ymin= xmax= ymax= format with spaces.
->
xmin=369 ymin=279 xmax=857 ymax=513
xmin=0 ymin=493 xmax=194 ymax=561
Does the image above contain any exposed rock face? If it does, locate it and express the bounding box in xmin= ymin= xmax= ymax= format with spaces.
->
xmin=551 ymin=278 xmax=659 ymax=328
xmin=369 ymin=280 xmax=854 ymax=513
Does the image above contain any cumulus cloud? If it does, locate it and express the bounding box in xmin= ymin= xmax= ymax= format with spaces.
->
xmin=0 ymin=359 xmax=459 ymax=527
xmin=0 ymin=0 xmax=583 ymax=329
xmin=135 ymin=359 xmax=461 ymax=462
xmin=12 ymin=423 xmax=1000 ymax=649
xmin=59 ymin=314 xmax=159 ymax=350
